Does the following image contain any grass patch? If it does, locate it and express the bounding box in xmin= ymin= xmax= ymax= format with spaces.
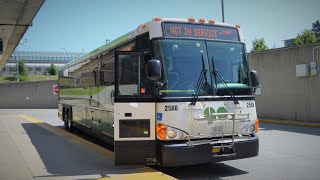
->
xmin=28 ymin=75 xmax=58 ymax=81
xmin=0 ymin=74 xmax=58 ymax=83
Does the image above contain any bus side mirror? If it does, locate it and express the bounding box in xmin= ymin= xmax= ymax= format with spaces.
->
xmin=250 ymin=70 xmax=260 ymax=88
xmin=147 ymin=59 xmax=161 ymax=81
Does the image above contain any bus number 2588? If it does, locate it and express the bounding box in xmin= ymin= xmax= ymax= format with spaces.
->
xmin=165 ymin=105 xmax=178 ymax=111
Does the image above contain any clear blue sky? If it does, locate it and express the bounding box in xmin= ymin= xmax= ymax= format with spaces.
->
xmin=19 ymin=0 xmax=320 ymax=53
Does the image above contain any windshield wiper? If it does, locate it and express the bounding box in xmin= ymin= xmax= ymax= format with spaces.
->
xmin=211 ymin=56 xmax=239 ymax=104
xmin=211 ymin=57 xmax=218 ymax=87
xmin=190 ymin=55 xmax=208 ymax=105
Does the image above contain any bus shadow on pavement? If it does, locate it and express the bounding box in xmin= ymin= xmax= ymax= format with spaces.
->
xmin=21 ymin=122 xmax=249 ymax=179
xmin=153 ymin=163 xmax=248 ymax=180
xmin=260 ymin=123 xmax=320 ymax=136
xmin=20 ymin=122 xmax=133 ymax=179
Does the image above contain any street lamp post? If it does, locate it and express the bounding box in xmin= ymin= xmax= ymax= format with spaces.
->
xmin=79 ymin=49 xmax=85 ymax=58
xmin=221 ymin=0 xmax=225 ymax=22
xmin=61 ymin=48 xmax=69 ymax=61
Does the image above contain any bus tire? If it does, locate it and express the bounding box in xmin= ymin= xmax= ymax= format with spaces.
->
xmin=66 ymin=110 xmax=73 ymax=132
xmin=63 ymin=109 xmax=68 ymax=130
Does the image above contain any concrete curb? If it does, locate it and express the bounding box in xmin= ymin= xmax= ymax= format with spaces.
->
xmin=259 ymin=119 xmax=320 ymax=128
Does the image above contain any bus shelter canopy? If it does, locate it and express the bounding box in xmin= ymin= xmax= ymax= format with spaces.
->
xmin=0 ymin=0 xmax=44 ymax=70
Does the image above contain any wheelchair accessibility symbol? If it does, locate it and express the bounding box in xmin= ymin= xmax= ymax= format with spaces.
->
xmin=157 ymin=113 xmax=162 ymax=121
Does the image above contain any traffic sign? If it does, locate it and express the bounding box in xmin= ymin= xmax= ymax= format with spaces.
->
xmin=53 ymin=85 xmax=59 ymax=94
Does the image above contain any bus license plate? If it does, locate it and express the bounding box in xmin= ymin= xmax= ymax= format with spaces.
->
xmin=212 ymin=147 xmax=221 ymax=153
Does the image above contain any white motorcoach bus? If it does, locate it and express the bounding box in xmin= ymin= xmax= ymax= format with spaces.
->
xmin=58 ymin=18 xmax=260 ymax=166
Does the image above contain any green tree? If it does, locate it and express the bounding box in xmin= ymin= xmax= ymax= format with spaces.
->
xmin=251 ymin=38 xmax=268 ymax=52
xmin=9 ymin=67 xmax=16 ymax=74
xmin=17 ymin=60 xmax=28 ymax=76
xmin=293 ymin=30 xmax=317 ymax=45
xmin=47 ymin=63 xmax=58 ymax=75
xmin=312 ymin=20 xmax=320 ymax=38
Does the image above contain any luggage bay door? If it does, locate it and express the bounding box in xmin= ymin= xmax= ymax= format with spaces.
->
xmin=114 ymin=51 xmax=156 ymax=165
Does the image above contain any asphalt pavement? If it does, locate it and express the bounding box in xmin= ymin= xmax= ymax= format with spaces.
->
xmin=156 ymin=122 xmax=320 ymax=180
xmin=0 ymin=109 xmax=320 ymax=180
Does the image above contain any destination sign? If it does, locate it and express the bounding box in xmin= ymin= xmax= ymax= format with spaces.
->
xmin=163 ymin=23 xmax=239 ymax=41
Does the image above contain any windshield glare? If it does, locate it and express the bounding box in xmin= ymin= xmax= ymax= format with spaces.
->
xmin=153 ymin=39 xmax=250 ymax=97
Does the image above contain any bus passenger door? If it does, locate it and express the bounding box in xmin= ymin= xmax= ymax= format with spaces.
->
xmin=114 ymin=51 xmax=157 ymax=165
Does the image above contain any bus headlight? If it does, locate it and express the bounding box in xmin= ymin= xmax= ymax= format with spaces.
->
xmin=157 ymin=124 xmax=188 ymax=140
xmin=241 ymin=126 xmax=248 ymax=134
xmin=240 ymin=121 xmax=256 ymax=135
xmin=249 ymin=124 xmax=255 ymax=132
xmin=167 ymin=128 xmax=177 ymax=139
xmin=167 ymin=127 xmax=188 ymax=140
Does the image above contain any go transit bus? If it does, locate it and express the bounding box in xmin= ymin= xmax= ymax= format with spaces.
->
xmin=58 ymin=18 xmax=260 ymax=166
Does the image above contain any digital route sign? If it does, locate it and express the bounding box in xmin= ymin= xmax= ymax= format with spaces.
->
xmin=163 ymin=22 xmax=240 ymax=41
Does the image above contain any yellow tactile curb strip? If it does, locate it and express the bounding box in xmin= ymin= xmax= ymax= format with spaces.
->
xmin=260 ymin=119 xmax=320 ymax=127
xmin=19 ymin=114 xmax=176 ymax=180
xmin=97 ymin=171 xmax=176 ymax=180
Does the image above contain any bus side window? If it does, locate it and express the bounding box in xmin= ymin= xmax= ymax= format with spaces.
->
xmin=116 ymin=52 xmax=146 ymax=96
xmin=81 ymin=72 xmax=95 ymax=87
xmin=100 ymin=58 xmax=115 ymax=85
xmin=136 ymin=33 xmax=149 ymax=51
xmin=118 ymin=55 xmax=139 ymax=95
xmin=93 ymin=70 xmax=99 ymax=86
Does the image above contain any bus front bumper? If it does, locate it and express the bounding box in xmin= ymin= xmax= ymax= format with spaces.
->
xmin=159 ymin=134 xmax=259 ymax=167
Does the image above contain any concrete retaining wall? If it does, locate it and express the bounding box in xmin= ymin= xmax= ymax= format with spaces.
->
xmin=0 ymin=80 xmax=58 ymax=108
xmin=248 ymin=43 xmax=320 ymax=122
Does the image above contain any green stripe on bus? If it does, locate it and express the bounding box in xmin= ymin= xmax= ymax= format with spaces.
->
xmin=60 ymin=86 xmax=106 ymax=95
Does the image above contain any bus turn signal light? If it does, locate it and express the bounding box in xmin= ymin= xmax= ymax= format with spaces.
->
xmin=157 ymin=124 xmax=167 ymax=140
xmin=188 ymin=17 xmax=196 ymax=22
xmin=208 ymin=19 xmax=216 ymax=23
xmin=140 ymin=24 xmax=146 ymax=28
xmin=256 ymin=119 xmax=259 ymax=133
xmin=199 ymin=18 xmax=206 ymax=23
xmin=153 ymin=17 xmax=162 ymax=21
xmin=236 ymin=24 xmax=241 ymax=28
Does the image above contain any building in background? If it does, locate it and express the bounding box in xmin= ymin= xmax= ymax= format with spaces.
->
xmin=283 ymin=38 xmax=295 ymax=47
xmin=1 ymin=51 xmax=85 ymax=75
xmin=248 ymin=43 xmax=320 ymax=122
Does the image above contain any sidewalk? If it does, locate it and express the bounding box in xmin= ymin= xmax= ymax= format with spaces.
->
xmin=0 ymin=111 xmax=176 ymax=180
xmin=259 ymin=119 xmax=320 ymax=127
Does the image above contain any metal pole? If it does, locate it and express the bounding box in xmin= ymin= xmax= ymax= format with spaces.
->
xmin=17 ymin=49 xmax=19 ymax=82
xmin=221 ymin=0 xmax=225 ymax=22
xmin=61 ymin=48 xmax=69 ymax=61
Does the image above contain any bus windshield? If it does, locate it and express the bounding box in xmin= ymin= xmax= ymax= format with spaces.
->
xmin=153 ymin=39 xmax=251 ymax=97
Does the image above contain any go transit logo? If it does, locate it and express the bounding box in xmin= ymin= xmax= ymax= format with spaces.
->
xmin=204 ymin=107 xmax=228 ymax=119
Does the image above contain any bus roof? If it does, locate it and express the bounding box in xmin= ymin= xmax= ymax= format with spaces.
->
xmin=61 ymin=18 xmax=242 ymax=71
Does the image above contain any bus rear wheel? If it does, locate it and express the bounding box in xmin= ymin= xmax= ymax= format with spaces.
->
xmin=67 ymin=113 xmax=73 ymax=132
xmin=64 ymin=109 xmax=73 ymax=132
xmin=63 ymin=110 xmax=68 ymax=130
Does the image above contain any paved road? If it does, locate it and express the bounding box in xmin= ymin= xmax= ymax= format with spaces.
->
xmin=1 ymin=109 xmax=320 ymax=180
xmin=156 ymin=121 xmax=320 ymax=180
